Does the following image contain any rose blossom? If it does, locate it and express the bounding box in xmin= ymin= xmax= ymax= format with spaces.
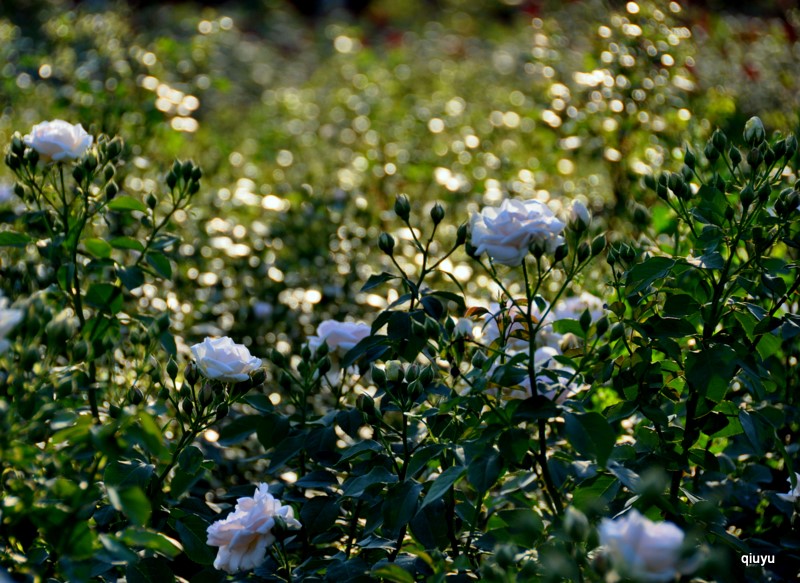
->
xmin=777 ymin=472 xmax=800 ymax=502
xmin=599 ymin=509 xmax=690 ymax=582
xmin=308 ymin=320 xmax=371 ymax=355
xmin=570 ymin=199 xmax=591 ymax=230
xmin=190 ymin=337 xmax=261 ymax=382
xmin=470 ymin=198 xmax=566 ymax=266
xmin=207 ymin=483 xmax=301 ymax=574
xmin=23 ymin=120 xmax=93 ymax=162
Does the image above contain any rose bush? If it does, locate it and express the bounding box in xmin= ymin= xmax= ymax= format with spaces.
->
xmin=191 ymin=336 xmax=262 ymax=382
xmin=22 ymin=119 xmax=93 ymax=162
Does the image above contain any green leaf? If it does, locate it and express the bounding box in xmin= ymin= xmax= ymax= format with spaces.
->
xmin=338 ymin=439 xmax=383 ymax=463
xmin=564 ymin=412 xmax=617 ymax=467
xmin=217 ymin=415 xmax=265 ymax=446
xmin=0 ymin=230 xmax=32 ymax=246
xmin=625 ymin=257 xmax=675 ymax=295
xmin=126 ymin=558 xmax=176 ymax=583
xmin=421 ymin=466 xmax=465 ymax=509
xmin=108 ymin=195 xmax=148 ymax=213
xmin=170 ymin=446 xmax=205 ymax=498
xmin=174 ymin=515 xmax=215 ymax=565
xmin=118 ymin=265 xmax=145 ymax=291
xmin=119 ymin=528 xmax=182 ymax=558
xmin=104 ymin=459 xmax=155 ymax=490
xmin=494 ymin=508 xmax=544 ymax=546
xmin=146 ymin=252 xmax=172 ymax=279
xmin=383 ymin=480 xmax=423 ymax=537
xmin=107 ymin=486 xmax=152 ymax=527
xmin=685 ymin=345 xmax=737 ymax=402
xmin=85 ymin=283 xmax=123 ymax=314
xmin=467 ymin=447 xmax=503 ymax=493
xmin=361 ymin=271 xmax=397 ymax=292
xmin=300 ymin=496 xmax=340 ymax=535
xmin=110 ymin=236 xmax=145 ymax=252
xmin=342 ymin=466 xmax=398 ymax=498
xmin=371 ymin=564 xmax=415 ymax=583
xmin=552 ymin=318 xmax=585 ymax=336
xmin=84 ymin=238 xmax=113 ymax=259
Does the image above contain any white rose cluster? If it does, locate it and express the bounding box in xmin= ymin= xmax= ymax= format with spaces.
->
xmin=472 ymin=289 xmax=606 ymax=402
xmin=470 ymin=198 xmax=566 ymax=266
xmin=23 ymin=120 xmax=93 ymax=162
xmin=599 ymin=509 xmax=693 ymax=582
xmin=207 ymin=483 xmax=301 ymax=574
xmin=190 ymin=337 xmax=262 ymax=382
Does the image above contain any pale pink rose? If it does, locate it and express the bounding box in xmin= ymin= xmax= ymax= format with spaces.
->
xmin=470 ymin=198 xmax=566 ymax=266
xmin=190 ymin=337 xmax=261 ymax=382
xmin=207 ymin=483 xmax=301 ymax=574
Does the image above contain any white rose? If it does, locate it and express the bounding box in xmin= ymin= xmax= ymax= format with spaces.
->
xmin=207 ymin=483 xmax=301 ymax=574
xmin=777 ymin=472 xmax=800 ymax=502
xmin=308 ymin=320 xmax=371 ymax=355
xmin=470 ymin=198 xmax=565 ymax=266
xmin=570 ymin=200 xmax=591 ymax=230
xmin=0 ymin=296 xmax=23 ymax=354
xmin=599 ymin=509 xmax=689 ymax=582
xmin=191 ymin=336 xmax=262 ymax=382
xmin=23 ymin=120 xmax=93 ymax=162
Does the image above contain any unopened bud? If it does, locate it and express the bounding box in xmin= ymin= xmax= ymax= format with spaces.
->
xmin=167 ymin=359 xmax=179 ymax=381
xmin=378 ymin=232 xmax=395 ymax=255
xmin=740 ymin=185 xmax=755 ymax=208
xmin=200 ymin=383 xmax=214 ymax=406
xmin=130 ymin=388 xmax=144 ymax=405
xmin=711 ymin=129 xmax=727 ymax=152
xmin=181 ymin=397 xmax=193 ymax=415
xmin=72 ymin=165 xmax=85 ymax=183
xmin=184 ymin=362 xmax=198 ymax=385
xmin=744 ymin=116 xmax=766 ymax=146
xmin=704 ymin=142 xmax=719 ymax=163
xmin=729 ymin=146 xmax=742 ymax=167
xmin=577 ymin=242 xmax=591 ymax=263
xmin=579 ymin=309 xmax=592 ymax=333
xmin=554 ymin=243 xmax=569 ymax=263
xmin=371 ymin=364 xmax=387 ymax=386
xmin=595 ymin=316 xmax=609 ymax=337
xmin=591 ymin=234 xmax=607 ymax=256
xmin=430 ymin=202 xmax=445 ymax=225
xmin=105 ymin=181 xmax=118 ymax=200
xmin=146 ymin=193 xmax=157 ymax=210
xmin=357 ymin=393 xmax=375 ymax=416
xmin=456 ymin=223 xmax=468 ymax=246
xmin=215 ymin=403 xmax=229 ymax=421
xmin=386 ymin=360 xmax=403 ymax=382
xmin=683 ymin=147 xmax=695 ymax=169
xmin=251 ymin=368 xmax=267 ymax=386
xmin=394 ymin=195 xmax=411 ymax=221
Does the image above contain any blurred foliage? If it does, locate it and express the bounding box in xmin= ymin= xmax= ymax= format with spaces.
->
xmin=1 ymin=0 xmax=800 ymax=580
